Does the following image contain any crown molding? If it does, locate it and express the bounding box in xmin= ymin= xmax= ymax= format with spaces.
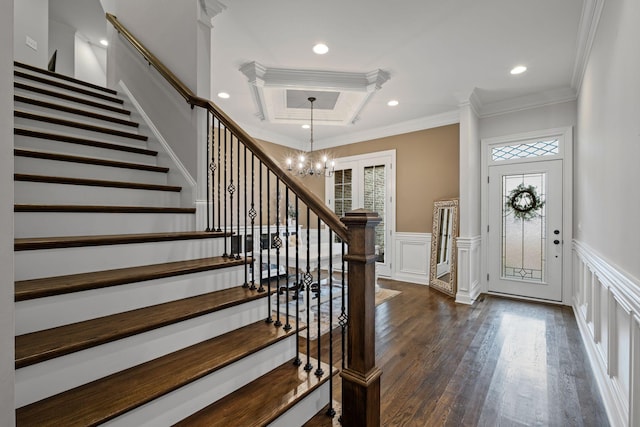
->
xmin=571 ymin=0 xmax=606 ymax=93
xmin=314 ymin=110 xmax=460 ymax=149
xmin=239 ymin=61 xmax=390 ymax=126
xmin=477 ymin=87 xmax=577 ymax=118
xmin=198 ymin=0 xmax=226 ymax=27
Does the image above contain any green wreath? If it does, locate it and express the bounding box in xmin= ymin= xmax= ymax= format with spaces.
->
xmin=505 ymin=183 xmax=545 ymax=221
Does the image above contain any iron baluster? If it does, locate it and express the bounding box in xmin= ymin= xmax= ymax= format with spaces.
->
xmin=265 ymin=171 xmax=273 ymax=323
xmin=315 ymin=215 xmax=324 ymax=377
xmin=249 ymin=154 xmax=257 ymax=290
xmin=293 ymin=195 xmax=301 ymax=366
xmin=243 ymin=145 xmax=249 ymax=287
xmin=222 ymin=127 xmax=228 ymax=256
xmin=326 ymin=229 xmax=335 ymax=417
xmin=283 ymin=188 xmax=292 ymax=331
xmin=304 ymin=205 xmax=313 ymax=372
xmin=236 ymin=135 xmax=241 ymax=260
xmin=205 ymin=112 xmax=211 ymax=232
xmin=228 ymin=134 xmax=235 ymax=258
xmin=257 ymin=161 xmax=265 ymax=294
xmin=274 ymin=179 xmax=282 ymax=327
xmin=216 ymin=121 xmax=221 ymax=232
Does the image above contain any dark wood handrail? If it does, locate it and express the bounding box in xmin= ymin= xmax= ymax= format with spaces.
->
xmin=106 ymin=13 xmax=349 ymax=242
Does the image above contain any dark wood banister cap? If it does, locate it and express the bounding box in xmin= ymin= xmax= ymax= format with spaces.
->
xmin=105 ymin=13 xmax=349 ymax=242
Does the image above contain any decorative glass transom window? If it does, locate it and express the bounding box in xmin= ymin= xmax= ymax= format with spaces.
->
xmin=492 ymin=139 xmax=559 ymax=162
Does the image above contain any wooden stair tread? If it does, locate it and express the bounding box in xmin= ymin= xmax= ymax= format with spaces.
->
xmin=14 ymin=128 xmax=157 ymax=156
xmin=15 ymin=286 xmax=269 ymax=368
xmin=15 ymin=256 xmax=245 ymax=301
xmin=16 ymin=319 xmax=298 ymax=426
xmin=15 ymin=110 xmax=147 ymax=141
xmin=14 ymin=149 xmax=169 ymax=173
xmin=15 ymin=230 xmax=227 ymax=251
xmin=15 ymin=82 xmax=131 ymax=115
xmin=14 ymin=173 xmax=181 ymax=192
xmin=15 ymin=95 xmax=138 ymax=128
xmin=14 ymin=61 xmax=118 ymax=95
xmin=176 ymin=357 xmax=335 ymax=427
xmin=14 ymin=204 xmax=196 ymax=213
xmin=15 ymin=70 xmax=123 ymax=104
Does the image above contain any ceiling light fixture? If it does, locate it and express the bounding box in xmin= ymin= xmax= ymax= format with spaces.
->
xmin=99 ymin=39 xmax=109 ymax=47
xmin=217 ymin=92 xmax=230 ymax=99
xmin=286 ymin=97 xmax=334 ymax=177
xmin=387 ymin=100 xmax=399 ymax=107
xmin=313 ymin=43 xmax=329 ymax=55
xmin=510 ymin=65 xmax=527 ymax=75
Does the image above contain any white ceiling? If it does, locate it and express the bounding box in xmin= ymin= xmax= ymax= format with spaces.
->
xmin=50 ymin=0 xmax=588 ymax=150
xmin=211 ymin=0 xmax=586 ymax=149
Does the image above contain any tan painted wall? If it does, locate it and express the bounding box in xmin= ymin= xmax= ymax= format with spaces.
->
xmin=258 ymin=124 xmax=460 ymax=233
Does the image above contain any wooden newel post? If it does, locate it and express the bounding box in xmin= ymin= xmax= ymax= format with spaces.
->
xmin=340 ymin=209 xmax=381 ymax=427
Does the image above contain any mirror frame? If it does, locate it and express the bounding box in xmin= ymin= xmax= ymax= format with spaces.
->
xmin=429 ymin=199 xmax=459 ymax=297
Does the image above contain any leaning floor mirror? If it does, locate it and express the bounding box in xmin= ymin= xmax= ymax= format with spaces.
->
xmin=429 ymin=199 xmax=459 ymax=297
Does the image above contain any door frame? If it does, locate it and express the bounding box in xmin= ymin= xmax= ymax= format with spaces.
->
xmin=480 ymin=127 xmax=573 ymax=304
xmin=325 ymin=149 xmax=396 ymax=277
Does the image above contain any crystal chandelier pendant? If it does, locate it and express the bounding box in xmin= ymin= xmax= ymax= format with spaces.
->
xmin=285 ymin=97 xmax=335 ymax=178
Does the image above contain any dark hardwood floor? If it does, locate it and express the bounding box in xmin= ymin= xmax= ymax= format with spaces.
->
xmin=305 ymin=279 xmax=609 ymax=427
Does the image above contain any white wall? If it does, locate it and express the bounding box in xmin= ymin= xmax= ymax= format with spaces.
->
xmin=74 ymin=34 xmax=107 ymax=87
xmin=479 ymin=100 xmax=577 ymax=140
xmin=575 ymin=0 xmax=640 ymax=281
xmin=1 ymin=1 xmax=15 ymax=425
xmin=102 ymin=0 xmax=203 ymax=181
xmin=13 ymin=0 xmax=48 ymax=68
xmin=48 ymin=19 xmax=76 ymax=77
xmin=573 ymin=0 xmax=640 ymax=424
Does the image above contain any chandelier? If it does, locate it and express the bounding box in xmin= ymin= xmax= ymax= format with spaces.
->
xmin=285 ymin=97 xmax=335 ymax=177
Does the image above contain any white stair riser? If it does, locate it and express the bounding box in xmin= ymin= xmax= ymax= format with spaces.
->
xmin=14 ymin=76 xmax=124 ymax=108
xmin=14 ymin=100 xmax=140 ymax=133
xmin=15 ymin=238 xmax=227 ymax=280
xmin=15 ymin=298 xmax=272 ymax=407
xmin=14 ymin=132 xmax=158 ymax=165
xmin=14 ymin=86 xmax=131 ymax=120
xmin=16 ymin=266 xmax=246 ymax=334
xmin=15 ymin=211 xmax=195 ymax=238
xmin=270 ymin=382 xmax=331 ymax=427
xmin=15 ymin=69 xmax=118 ymax=99
xmin=15 ymin=181 xmax=181 ymax=208
xmin=14 ymin=116 xmax=147 ymax=148
xmin=15 ymin=156 xmax=168 ymax=186
xmin=104 ymin=337 xmax=296 ymax=427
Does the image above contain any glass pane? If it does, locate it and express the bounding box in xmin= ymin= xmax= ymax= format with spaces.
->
xmin=492 ymin=139 xmax=559 ymax=162
xmin=364 ymin=165 xmax=385 ymax=262
xmin=343 ymin=183 xmax=352 ymax=199
xmin=501 ymin=172 xmax=546 ymax=283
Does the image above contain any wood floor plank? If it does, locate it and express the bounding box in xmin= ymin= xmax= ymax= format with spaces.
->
xmin=15 ymin=70 xmax=123 ymax=104
xmin=15 ymin=256 xmax=246 ymax=301
xmin=304 ymin=280 xmax=609 ymax=426
xmin=15 ymin=286 xmax=269 ymax=368
xmin=16 ymin=319 xmax=298 ymax=427
xmin=15 ymin=230 xmax=227 ymax=251
xmin=174 ymin=357 xmax=335 ymax=427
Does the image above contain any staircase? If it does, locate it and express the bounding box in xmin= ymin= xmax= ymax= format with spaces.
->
xmin=13 ymin=61 xmax=334 ymax=426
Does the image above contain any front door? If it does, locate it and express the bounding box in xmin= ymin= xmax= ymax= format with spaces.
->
xmin=487 ymin=159 xmax=563 ymax=301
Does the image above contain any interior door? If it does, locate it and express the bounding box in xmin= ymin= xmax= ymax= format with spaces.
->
xmin=487 ymin=159 xmax=563 ymax=301
xmin=327 ymin=152 xmax=394 ymax=277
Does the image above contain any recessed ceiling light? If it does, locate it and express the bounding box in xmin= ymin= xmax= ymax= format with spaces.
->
xmin=387 ymin=100 xmax=399 ymax=107
xmin=313 ymin=43 xmax=329 ymax=55
xmin=217 ymin=92 xmax=230 ymax=99
xmin=99 ymin=39 xmax=108 ymax=47
xmin=302 ymin=124 xmax=310 ymax=129
xmin=510 ymin=65 xmax=527 ymax=75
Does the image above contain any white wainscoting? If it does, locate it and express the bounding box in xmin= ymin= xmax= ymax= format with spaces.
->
xmin=456 ymin=235 xmax=482 ymax=305
xmin=573 ymin=240 xmax=640 ymax=427
xmin=392 ymin=232 xmax=431 ymax=285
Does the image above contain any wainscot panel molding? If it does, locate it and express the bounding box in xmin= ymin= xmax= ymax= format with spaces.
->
xmin=392 ymin=232 xmax=431 ymax=285
xmin=573 ymin=239 xmax=640 ymax=427
xmin=456 ymin=235 xmax=481 ymax=305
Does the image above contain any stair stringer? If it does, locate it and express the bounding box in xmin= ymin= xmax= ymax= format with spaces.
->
xmin=118 ymin=80 xmax=196 ymax=208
